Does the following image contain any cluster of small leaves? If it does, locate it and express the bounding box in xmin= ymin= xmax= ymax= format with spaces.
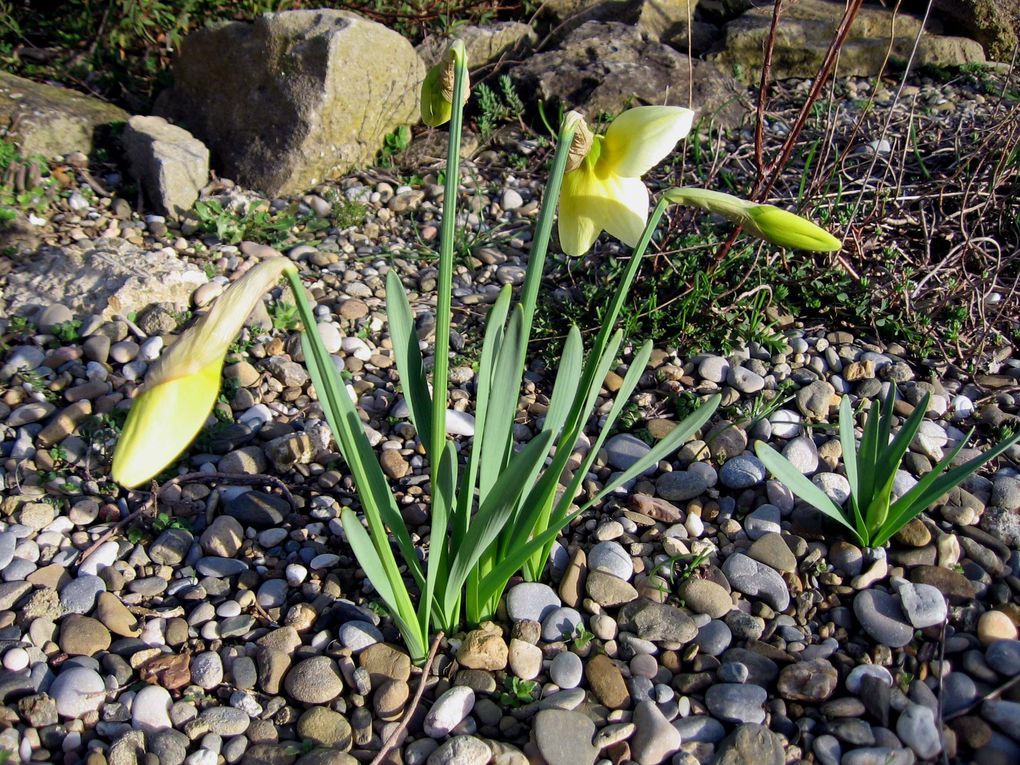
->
xmin=498 ymin=675 xmax=538 ymax=708
xmin=475 ymin=75 xmax=525 ymax=141
xmin=191 ymin=198 xmax=330 ymax=247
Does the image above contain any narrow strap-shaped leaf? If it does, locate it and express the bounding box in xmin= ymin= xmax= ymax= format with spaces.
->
xmin=475 ymin=503 xmax=587 ymax=615
xmin=542 ymin=325 xmax=584 ymax=443
xmin=479 ymin=306 xmax=524 ymax=503
xmin=424 ymin=440 xmax=456 ymax=631
xmin=867 ymin=392 xmax=930 ymax=534
xmin=857 ymin=397 xmax=883 ymax=509
xmin=457 ymin=285 xmax=512 ymax=525
xmin=341 ymin=508 xmax=427 ymax=663
xmin=386 ymin=270 xmax=433 ymax=457
xmin=586 ymin=393 xmax=721 ymax=508
xmin=511 ymin=329 xmax=624 ymax=558
xmin=443 ymin=431 xmax=554 ymax=618
xmin=873 ymin=428 xmax=1020 ymax=547
xmin=288 ymin=272 xmax=423 ymax=592
xmin=755 ymin=440 xmax=864 ymax=544
xmin=839 ymin=396 xmax=867 ymax=541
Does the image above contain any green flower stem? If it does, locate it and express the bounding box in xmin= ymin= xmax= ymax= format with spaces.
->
xmin=518 ymin=118 xmax=577 ymax=340
xmin=528 ymin=195 xmax=673 ymax=578
xmin=430 ymin=52 xmax=468 ymax=485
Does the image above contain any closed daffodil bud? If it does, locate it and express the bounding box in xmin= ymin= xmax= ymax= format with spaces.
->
xmin=664 ymin=187 xmax=841 ymax=252
xmin=112 ymin=257 xmax=298 ymax=488
xmin=421 ymin=39 xmax=469 ymax=127
xmin=744 ymin=204 xmax=842 ymax=252
xmin=557 ymin=105 xmax=695 ymax=257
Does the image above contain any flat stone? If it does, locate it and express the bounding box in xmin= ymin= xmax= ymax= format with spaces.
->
xmin=722 ymin=553 xmax=790 ymax=612
xmin=284 ymin=656 xmax=344 ymax=704
xmin=49 ymin=666 xmax=106 ymax=718
xmin=655 ymin=470 xmax=709 ymax=501
xmin=713 ymin=723 xmax=785 ymax=765
xmin=777 ymin=658 xmax=838 ymax=701
xmin=623 ymin=699 xmax=677 ymax=763
xmin=705 ymin=683 xmax=767 ymax=724
xmin=585 ymin=653 xmax=630 ymax=709
xmin=424 ymin=685 xmax=474 ymax=738
xmin=587 ymin=540 xmax=633 ymax=581
xmin=506 ymin=582 xmax=560 ymax=623
xmin=678 ymin=578 xmax=732 ymax=618
xmin=854 ymin=590 xmax=915 ymax=648
xmin=533 ymin=709 xmax=597 ymax=765
xmin=617 ymin=600 xmax=698 ymax=643
xmin=425 ymin=735 xmax=491 ymax=765
xmin=585 ymin=570 xmax=638 ymax=607
xmin=891 ymin=577 xmax=947 ymax=629
xmin=747 ymin=533 xmax=797 ymax=573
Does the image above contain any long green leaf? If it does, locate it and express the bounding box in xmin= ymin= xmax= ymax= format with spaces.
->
xmin=836 ymin=397 xmax=869 ymax=542
xmin=867 ymin=391 xmax=929 ymax=534
xmin=479 ymin=307 xmax=524 ymax=503
xmin=341 ymin=508 xmax=426 ymax=663
xmin=288 ymin=272 xmax=423 ymax=595
xmin=542 ymin=325 xmax=584 ymax=442
xmin=873 ymin=428 xmax=1020 ymax=547
xmin=457 ymin=285 xmax=512 ymax=524
xmin=443 ymin=431 xmax=554 ymax=619
xmin=424 ymin=440 xmax=456 ymax=631
xmin=430 ymin=49 xmax=468 ymax=480
xmin=514 ymin=329 xmax=624 ymax=573
xmin=755 ymin=440 xmax=863 ymax=544
xmin=857 ymin=397 xmax=882 ymax=507
xmin=386 ymin=270 xmax=433 ymax=457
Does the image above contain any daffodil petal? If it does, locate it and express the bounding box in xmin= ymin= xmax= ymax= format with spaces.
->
xmin=596 ymin=175 xmax=649 ymax=248
xmin=602 ymin=106 xmax=695 ymax=178
xmin=558 ymin=165 xmax=606 ymax=257
xmin=111 ymin=358 xmax=223 ymax=487
xmin=145 ymin=258 xmax=296 ymax=389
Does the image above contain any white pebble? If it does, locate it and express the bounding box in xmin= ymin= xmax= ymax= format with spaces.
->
xmin=3 ymin=647 xmax=30 ymax=671
xmin=285 ymin=564 xmax=308 ymax=586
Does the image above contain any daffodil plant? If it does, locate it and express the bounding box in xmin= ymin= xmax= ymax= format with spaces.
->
xmin=112 ymin=39 xmax=844 ymax=664
xmin=755 ymin=386 xmax=1020 ymax=548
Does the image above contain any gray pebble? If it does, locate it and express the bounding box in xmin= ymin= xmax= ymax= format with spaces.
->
xmin=719 ymin=454 xmax=766 ymax=489
xmin=705 ymin=683 xmax=767 ymax=724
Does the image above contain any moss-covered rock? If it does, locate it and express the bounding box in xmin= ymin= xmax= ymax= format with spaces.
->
xmin=0 ymin=72 xmax=128 ymax=159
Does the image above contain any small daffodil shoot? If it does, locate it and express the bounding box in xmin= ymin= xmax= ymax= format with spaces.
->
xmin=112 ymin=258 xmax=298 ymax=488
xmin=558 ymin=106 xmax=695 ymax=256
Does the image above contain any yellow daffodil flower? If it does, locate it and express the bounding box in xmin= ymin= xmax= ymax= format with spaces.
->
xmin=421 ymin=40 xmax=469 ymax=127
xmin=664 ymin=187 xmax=841 ymax=251
xmin=558 ymin=106 xmax=695 ymax=257
xmin=112 ymin=258 xmax=298 ymax=488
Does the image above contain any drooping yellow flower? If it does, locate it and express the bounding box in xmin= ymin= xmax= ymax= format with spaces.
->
xmin=558 ymin=106 xmax=695 ymax=257
xmin=112 ymin=258 xmax=298 ymax=488
xmin=663 ymin=187 xmax=841 ymax=252
xmin=421 ymin=40 xmax=469 ymax=127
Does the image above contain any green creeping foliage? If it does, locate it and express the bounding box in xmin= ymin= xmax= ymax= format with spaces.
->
xmin=475 ymin=75 xmax=524 ymax=141
xmin=192 ymin=199 xmax=328 ymax=247
xmin=756 ymin=385 xmax=1020 ymax=548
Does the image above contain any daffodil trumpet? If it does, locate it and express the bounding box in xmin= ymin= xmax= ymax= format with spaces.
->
xmin=557 ymin=105 xmax=695 ymax=257
xmin=112 ymin=258 xmax=298 ymax=488
xmin=420 ymin=40 xmax=469 ymax=128
xmin=664 ymin=187 xmax=842 ymax=252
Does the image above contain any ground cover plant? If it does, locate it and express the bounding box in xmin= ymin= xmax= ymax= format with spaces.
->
xmin=109 ymin=40 xmax=844 ymax=664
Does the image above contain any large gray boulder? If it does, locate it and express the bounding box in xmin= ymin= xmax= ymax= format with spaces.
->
xmin=511 ymin=21 xmax=749 ymax=130
xmin=417 ymin=22 xmax=538 ymax=68
xmin=157 ymin=10 xmax=425 ymax=197
xmin=123 ymin=116 xmax=209 ymax=219
xmin=0 ymin=71 xmax=128 ymax=159
xmin=714 ymin=0 xmax=986 ymax=84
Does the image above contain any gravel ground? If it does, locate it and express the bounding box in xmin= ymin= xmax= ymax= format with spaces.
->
xmin=0 ymin=75 xmax=1019 ymax=765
